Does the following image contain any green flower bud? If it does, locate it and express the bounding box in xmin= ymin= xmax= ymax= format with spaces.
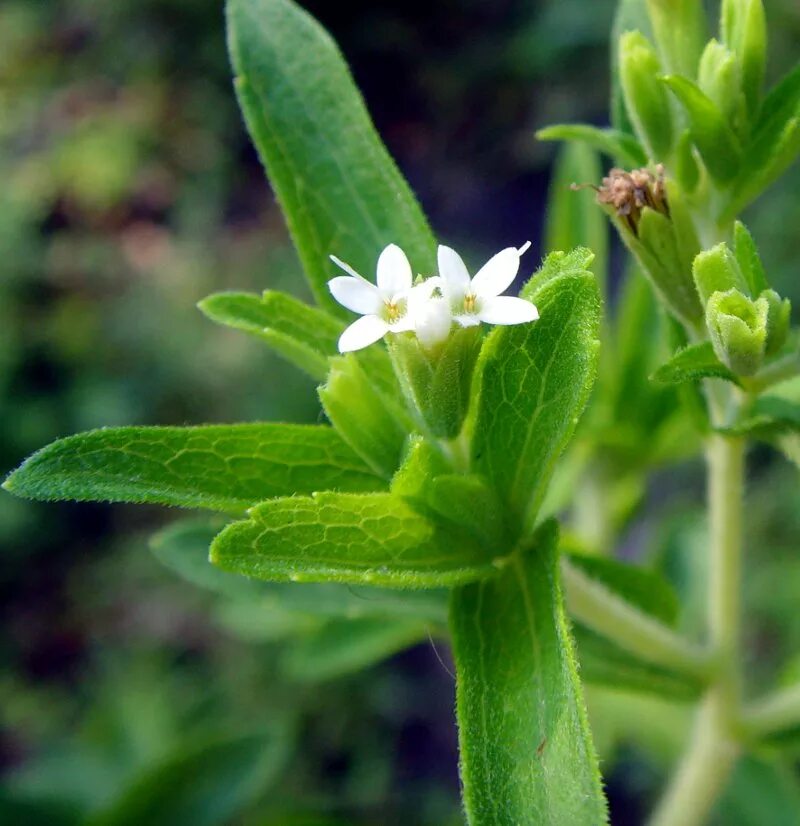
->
xmin=389 ymin=325 xmax=482 ymax=440
xmin=645 ymin=0 xmax=707 ymax=78
xmin=619 ymin=31 xmax=674 ymax=161
xmin=698 ymin=40 xmax=746 ymax=130
xmin=692 ymin=243 xmax=749 ymax=307
xmin=759 ymin=289 xmax=792 ymax=356
xmin=706 ymin=288 xmax=768 ymax=376
xmin=721 ymin=0 xmax=767 ymax=117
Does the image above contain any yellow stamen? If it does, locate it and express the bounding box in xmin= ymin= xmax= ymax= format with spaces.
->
xmin=464 ymin=293 xmax=477 ymax=314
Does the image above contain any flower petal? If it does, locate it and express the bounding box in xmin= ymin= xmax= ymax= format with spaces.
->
xmin=453 ymin=313 xmax=482 ymax=328
xmin=415 ymin=297 xmax=452 ymax=348
xmin=328 ymin=276 xmax=382 ymax=315
xmin=376 ymin=244 xmax=413 ymax=296
xmin=437 ymin=246 xmax=471 ymax=299
xmin=330 ymin=254 xmax=366 ymax=281
xmin=478 ymin=296 xmax=539 ymax=325
xmin=338 ymin=315 xmax=390 ymax=352
xmin=471 ymin=247 xmax=522 ymax=298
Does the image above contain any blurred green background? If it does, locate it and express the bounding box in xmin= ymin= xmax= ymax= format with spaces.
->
xmin=1 ymin=1 xmax=799 ymax=824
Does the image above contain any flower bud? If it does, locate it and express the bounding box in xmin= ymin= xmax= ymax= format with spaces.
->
xmin=706 ymin=288 xmax=768 ymax=376
xmin=619 ymin=31 xmax=674 ymax=161
xmin=759 ymin=289 xmax=791 ymax=356
xmin=692 ymin=243 xmax=749 ymax=307
xmin=698 ymin=40 xmax=745 ymax=130
xmin=389 ymin=326 xmax=482 ymax=440
xmin=721 ymin=0 xmax=767 ymax=117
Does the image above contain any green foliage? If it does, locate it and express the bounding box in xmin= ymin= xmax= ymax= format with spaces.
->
xmin=651 ymin=342 xmax=741 ymax=386
xmin=471 ymin=249 xmax=601 ymax=537
xmin=619 ymin=31 xmax=674 ymax=161
xmin=645 ymin=0 xmax=707 ymax=78
xmin=211 ymin=492 xmax=499 ymax=588
xmin=449 ymin=521 xmax=608 ymax=825
xmin=2 ymin=425 xmax=384 ymax=512
xmin=198 ymin=291 xmax=342 ymax=380
xmin=226 ymin=0 xmax=436 ymax=314
xmin=545 ymin=143 xmax=608 ymax=293
xmin=87 ymin=730 xmax=290 ymax=826
xmin=661 ymin=75 xmax=743 ymax=182
xmin=536 ymin=124 xmax=647 ymax=167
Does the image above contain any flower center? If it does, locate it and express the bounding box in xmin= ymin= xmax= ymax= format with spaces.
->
xmin=384 ymin=297 xmax=406 ymax=324
xmin=463 ymin=293 xmax=477 ymax=314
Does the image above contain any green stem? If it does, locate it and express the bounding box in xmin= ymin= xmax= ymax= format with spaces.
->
xmin=561 ymin=558 xmax=712 ymax=680
xmin=648 ymin=434 xmax=745 ymax=826
xmin=741 ymin=681 xmax=800 ymax=740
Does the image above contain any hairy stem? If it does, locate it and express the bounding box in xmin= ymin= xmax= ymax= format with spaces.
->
xmin=648 ymin=434 xmax=745 ymax=826
xmin=561 ymin=558 xmax=712 ymax=679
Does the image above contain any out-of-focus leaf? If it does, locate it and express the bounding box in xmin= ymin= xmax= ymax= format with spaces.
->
xmin=536 ymin=124 xmax=647 ymax=167
xmin=721 ymin=377 xmax=800 ymax=437
xmin=3 ymin=424 xmax=384 ymax=512
xmin=211 ymin=492 xmax=498 ymax=588
xmin=715 ymin=756 xmax=800 ymax=825
xmin=471 ymin=249 xmax=601 ymax=538
xmin=449 ymin=520 xmax=608 ymax=825
xmin=650 ymin=342 xmax=741 ymax=386
xmin=544 ymin=142 xmax=608 ymax=295
xmin=227 ymin=0 xmax=436 ymax=314
xmin=661 ymin=75 xmax=742 ymax=183
xmin=87 ymin=729 xmax=291 ymax=826
xmin=611 ymin=0 xmax=653 ymax=134
xmin=565 ymin=552 xmax=679 ymax=626
xmin=0 ymin=794 xmax=79 ymax=826
xmin=733 ymin=221 xmax=769 ymax=296
xmin=575 ymin=625 xmax=701 ymax=700
xmin=281 ymin=617 xmax=428 ymax=682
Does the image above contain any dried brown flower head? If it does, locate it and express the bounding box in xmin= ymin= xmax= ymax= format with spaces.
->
xmin=576 ymin=164 xmax=668 ymax=235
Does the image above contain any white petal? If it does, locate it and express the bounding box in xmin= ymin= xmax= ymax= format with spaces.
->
xmin=328 ymin=276 xmax=381 ymax=315
xmin=478 ymin=296 xmax=539 ymax=326
xmin=376 ymin=244 xmax=413 ymax=296
xmin=415 ymin=297 xmax=452 ymax=348
xmin=437 ymin=246 xmax=471 ymax=299
xmin=330 ymin=254 xmax=365 ymax=280
xmin=518 ymin=240 xmax=532 ymax=256
xmin=338 ymin=315 xmax=390 ymax=352
xmin=471 ymin=247 xmax=521 ymax=298
xmin=453 ymin=313 xmax=482 ymax=328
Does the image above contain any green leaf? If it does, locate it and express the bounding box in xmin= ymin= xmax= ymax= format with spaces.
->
xmin=611 ymin=0 xmax=653 ymax=135
xmin=716 ymin=756 xmax=800 ymax=825
xmin=227 ymin=0 xmax=436 ymax=314
xmin=721 ymin=377 xmax=800 ymax=437
xmin=722 ymin=62 xmax=800 ymax=218
xmin=3 ymin=424 xmax=385 ymax=512
xmin=544 ymin=142 xmax=608 ymax=295
xmin=210 ymin=492 xmax=499 ymax=589
xmin=733 ymin=221 xmax=768 ymax=296
xmin=152 ymin=516 xmax=449 ymax=625
xmin=281 ymin=617 xmax=428 ymax=682
xmin=198 ymin=290 xmax=341 ymax=380
xmin=575 ymin=625 xmax=701 ymax=699
xmin=319 ymin=355 xmax=408 ymax=479
xmin=88 ymin=730 xmax=290 ymax=826
xmin=449 ymin=520 xmax=608 ymax=825
xmin=565 ymin=552 xmax=679 ymax=626
xmin=471 ymin=251 xmax=601 ymax=537
xmin=661 ymin=75 xmax=743 ymax=183
xmin=536 ymin=124 xmax=647 ymax=167
xmin=650 ymin=342 xmax=741 ymax=386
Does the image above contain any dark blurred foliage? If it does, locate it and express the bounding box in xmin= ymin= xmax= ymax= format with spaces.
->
xmin=1 ymin=0 xmax=800 ymax=823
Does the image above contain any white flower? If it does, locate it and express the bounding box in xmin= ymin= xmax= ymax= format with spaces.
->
xmin=328 ymin=244 xmax=422 ymax=353
xmin=437 ymin=242 xmax=539 ymax=328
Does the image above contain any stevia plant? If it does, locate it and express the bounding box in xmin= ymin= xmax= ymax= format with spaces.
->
xmin=5 ymin=0 xmax=800 ymax=822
